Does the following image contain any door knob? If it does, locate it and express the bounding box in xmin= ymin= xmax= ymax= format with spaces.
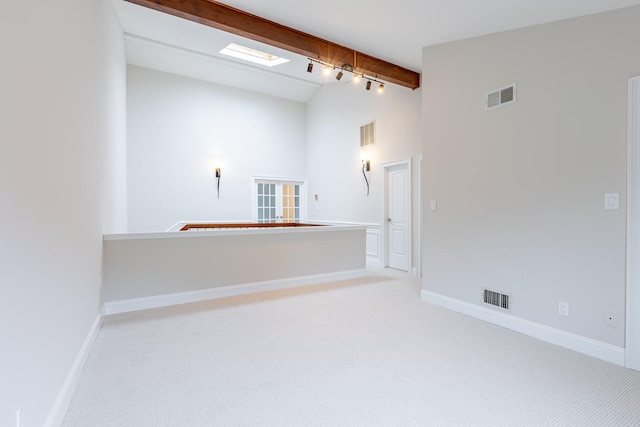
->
xmin=387 ymin=218 xmax=392 ymax=222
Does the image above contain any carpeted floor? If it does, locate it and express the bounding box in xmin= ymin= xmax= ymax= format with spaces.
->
xmin=62 ymin=270 xmax=640 ymax=426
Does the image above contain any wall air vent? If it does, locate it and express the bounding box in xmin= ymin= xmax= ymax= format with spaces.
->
xmin=483 ymin=289 xmax=510 ymax=310
xmin=360 ymin=121 xmax=375 ymax=147
xmin=486 ymin=83 xmax=516 ymax=110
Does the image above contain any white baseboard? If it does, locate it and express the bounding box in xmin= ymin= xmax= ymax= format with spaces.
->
xmin=105 ymin=269 xmax=367 ymax=315
xmin=44 ymin=311 xmax=103 ymax=427
xmin=366 ymin=258 xmax=382 ymax=268
xmin=421 ymin=290 xmax=625 ymax=366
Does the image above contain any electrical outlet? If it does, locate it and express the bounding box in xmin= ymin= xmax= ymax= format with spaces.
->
xmin=558 ymin=301 xmax=569 ymax=317
xmin=605 ymin=312 xmax=617 ymax=327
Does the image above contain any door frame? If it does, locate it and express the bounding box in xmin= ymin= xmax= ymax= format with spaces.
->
xmin=381 ymin=159 xmax=412 ymax=271
xmin=627 ymin=76 xmax=640 ymax=370
xmin=251 ymin=176 xmax=307 ymax=223
xmin=416 ymin=155 xmax=423 ymax=278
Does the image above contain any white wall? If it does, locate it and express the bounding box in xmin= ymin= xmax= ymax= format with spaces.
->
xmin=422 ymin=6 xmax=640 ymax=347
xmin=103 ymin=226 xmax=365 ymax=305
xmin=0 ymin=0 xmax=127 ymax=425
xmin=306 ymin=82 xmax=422 ymax=268
xmin=127 ymin=66 xmax=307 ymax=232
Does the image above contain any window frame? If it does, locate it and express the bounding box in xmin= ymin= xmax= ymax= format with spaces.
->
xmin=252 ymin=176 xmax=307 ymax=223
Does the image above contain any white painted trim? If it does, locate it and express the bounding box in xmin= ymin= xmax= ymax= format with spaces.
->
xmin=381 ymin=159 xmax=412 ymax=272
xmin=251 ymin=176 xmax=308 ymax=223
xmin=415 ymin=155 xmax=423 ymax=278
xmin=366 ymin=259 xmax=382 ymax=269
xmin=44 ymin=312 xmax=103 ymax=427
xmin=365 ymin=225 xmax=381 ymax=264
xmin=105 ymin=223 xmax=364 ymax=241
xmin=105 ymin=269 xmax=367 ymax=315
xmin=627 ymin=75 xmax=640 ymax=371
xmin=166 ymin=222 xmax=185 ymax=232
xmin=310 ymin=220 xmax=379 ymax=228
xmin=421 ymin=290 xmax=625 ymax=366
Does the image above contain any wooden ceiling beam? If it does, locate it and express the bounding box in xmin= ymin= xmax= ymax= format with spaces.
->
xmin=125 ymin=0 xmax=421 ymax=90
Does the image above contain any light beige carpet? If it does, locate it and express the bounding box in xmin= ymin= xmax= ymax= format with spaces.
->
xmin=63 ymin=271 xmax=640 ymax=426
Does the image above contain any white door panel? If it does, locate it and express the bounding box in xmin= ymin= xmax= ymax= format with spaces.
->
xmin=391 ymin=230 xmax=406 ymax=254
xmin=386 ymin=162 xmax=410 ymax=271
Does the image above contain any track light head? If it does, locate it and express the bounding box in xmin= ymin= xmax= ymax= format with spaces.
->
xmin=307 ymin=60 xmax=386 ymax=93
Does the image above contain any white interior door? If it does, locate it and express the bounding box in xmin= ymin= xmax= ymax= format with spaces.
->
xmin=385 ymin=162 xmax=410 ymax=271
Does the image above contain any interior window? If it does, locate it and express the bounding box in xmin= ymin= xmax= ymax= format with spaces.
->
xmin=255 ymin=179 xmax=302 ymax=223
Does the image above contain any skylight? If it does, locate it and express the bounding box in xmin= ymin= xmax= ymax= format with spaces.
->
xmin=219 ymin=43 xmax=290 ymax=67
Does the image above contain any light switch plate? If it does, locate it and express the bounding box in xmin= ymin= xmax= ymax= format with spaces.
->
xmin=430 ymin=200 xmax=437 ymax=211
xmin=604 ymin=193 xmax=619 ymax=210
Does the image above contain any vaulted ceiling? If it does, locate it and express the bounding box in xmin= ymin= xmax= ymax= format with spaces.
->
xmin=112 ymin=0 xmax=640 ymax=102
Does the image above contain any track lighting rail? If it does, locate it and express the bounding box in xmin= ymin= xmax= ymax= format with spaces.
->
xmin=126 ymin=0 xmax=420 ymax=90
xmin=307 ymin=58 xmax=386 ymax=93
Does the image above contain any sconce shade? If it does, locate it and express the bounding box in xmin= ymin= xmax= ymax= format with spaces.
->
xmin=360 ymin=149 xmax=368 ymax=161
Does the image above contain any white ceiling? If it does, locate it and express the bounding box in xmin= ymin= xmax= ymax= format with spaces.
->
xmin=112 ymin=0 xmax=640 ymax=102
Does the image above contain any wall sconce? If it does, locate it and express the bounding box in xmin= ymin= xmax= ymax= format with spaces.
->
xmin=215 ymin=167 xmax=221 ymax=199
xmin=360 ymin=150 xmax=370 ymax=197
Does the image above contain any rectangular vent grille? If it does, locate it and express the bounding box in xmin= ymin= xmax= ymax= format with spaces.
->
xmin=501 ymin=86 xmax=514 ymax=103
xmin=360 ymin=121 xmax=375 ymax=147
xmin=486 ymin=83 xmax=516 ymax=110
xmin=483 ymin=289 xmax=510 ymax=310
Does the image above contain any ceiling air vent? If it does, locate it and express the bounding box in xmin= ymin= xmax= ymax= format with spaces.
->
xmin=360 ymin=121 xmax=375 ymax=147
xmin=483 ymin=288 xmax=510 ymax=310
xmin=486 ymin=83 xmax=516 ymax=110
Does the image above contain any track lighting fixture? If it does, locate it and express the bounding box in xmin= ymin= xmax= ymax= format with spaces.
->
xmin=305 ymin=58 xmax=386 ymax=94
